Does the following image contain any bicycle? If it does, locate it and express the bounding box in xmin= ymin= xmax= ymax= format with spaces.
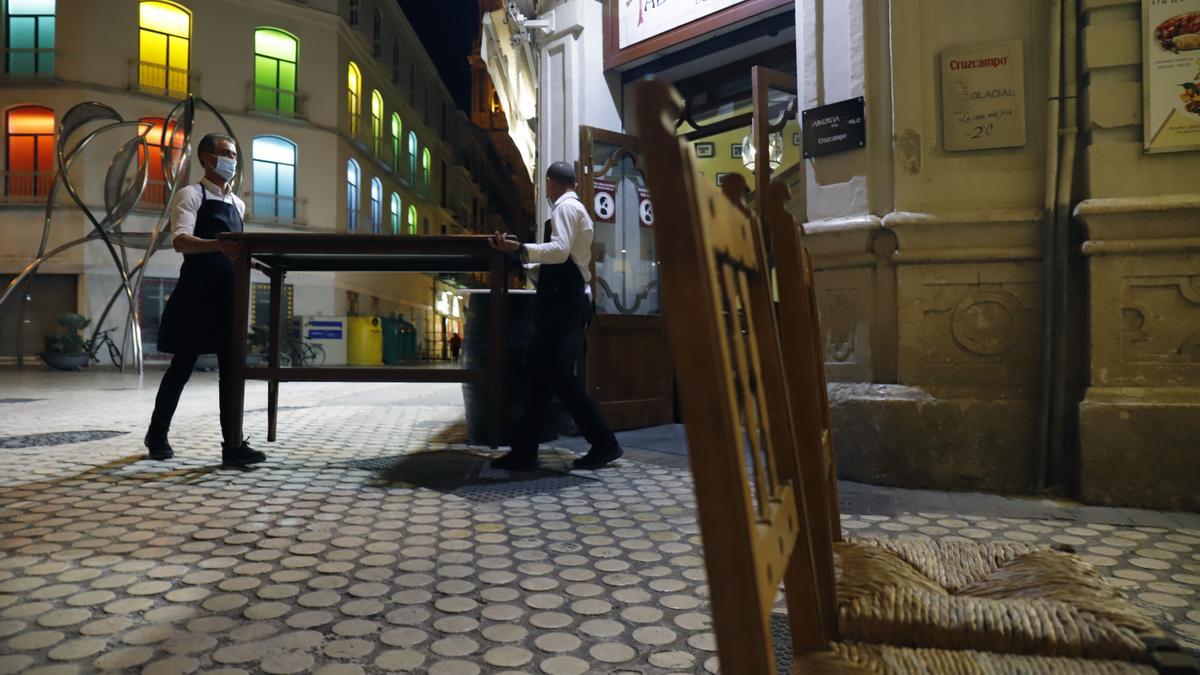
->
xmin=87 ymin=327 xmax=124 ymax=370
xmin=280 ymin=337 xmax=326 ymax=367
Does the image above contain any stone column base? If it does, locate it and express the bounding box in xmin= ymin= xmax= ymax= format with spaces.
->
xmin=829 ymin=383 xmax=1036 ymax=495
xmin=1079 ymin=387 xmax=1200 ymax=511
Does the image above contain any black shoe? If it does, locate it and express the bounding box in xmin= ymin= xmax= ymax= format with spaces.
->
xmin=490 ymin=450 xmax=538 ymax=471
xmin=144 ymin=432 xmax=174 ymax=460
xmin=222 ymin=439 xmax=266 ymax=467
xmin=573 ymin=445 xmax=623 ymax=470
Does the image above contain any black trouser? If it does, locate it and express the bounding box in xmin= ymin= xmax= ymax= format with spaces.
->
xmin=148 ymin=350 xmax=236 ymax=446
xmin=511 ymin=291 xmax=617 ymax=455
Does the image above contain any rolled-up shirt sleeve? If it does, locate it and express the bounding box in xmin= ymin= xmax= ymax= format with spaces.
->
xmin=169 ymin=185 xmax=201 ymax=240
xmin=523 ymin=201 xmax=578 ymax=265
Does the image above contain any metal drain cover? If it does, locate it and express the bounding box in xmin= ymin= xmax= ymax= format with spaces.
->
xmin=0 ymin=430 xmax=128 ymax=449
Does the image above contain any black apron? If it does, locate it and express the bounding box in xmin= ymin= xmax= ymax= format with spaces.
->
xmin=157 ymin=184 xmax=243 ymax=355
xmin=535 ymin=200 xmax=588 ymax=318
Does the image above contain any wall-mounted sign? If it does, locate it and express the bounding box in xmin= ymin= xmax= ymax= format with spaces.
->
xmin=618 ymin=0 xmax=748 ymax=48
xmin=940 ymin=40 xmax=1026 ymax=152
xmin=593 ymin=179 xmax=617 ymax=224
xmin=1142 ymin=0 xmax=1200 ymax=153
xmin=637 ymin=187 xmax=654 ymax=227
xmin=801 ymin=97 xmax=866 ymax=158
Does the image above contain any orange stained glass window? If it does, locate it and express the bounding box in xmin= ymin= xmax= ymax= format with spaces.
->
xmin=139 ymin=1 xmax=191 ymax=98
xmin=138 ymin=116 xmax=182 ymax=204
xmin=5 ymin=104 xmax=54 ymax=196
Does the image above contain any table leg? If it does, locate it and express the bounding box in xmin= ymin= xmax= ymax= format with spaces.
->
xmin=229 ymin=248 xmax=251 ymax=446
xmin=488 ymin=251 xmax=508 ymax=449
xmin=267 ymin=269 xmax=284 ymax=442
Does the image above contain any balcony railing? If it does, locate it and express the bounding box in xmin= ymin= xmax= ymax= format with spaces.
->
xmin=133 ymin=60 xmax=194 ymax=99
xmin=246 ymin=83 xmax=308 ymax=120
xmin=345 ymin=208 xmax=374 ymax=234
xmin=0 ymin=171 xmax=55 ymax=204
xmin=2 ymin=49 xmax=56 ymax=79
xmin=246 ymin=193 xmax=307 ymax=227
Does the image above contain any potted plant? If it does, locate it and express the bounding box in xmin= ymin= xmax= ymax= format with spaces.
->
xmin=40 ymin=313 xmax=93 ymax=371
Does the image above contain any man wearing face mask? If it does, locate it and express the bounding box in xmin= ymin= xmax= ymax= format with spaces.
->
xmin=488 ymin=161 xmax=621 ymax=471
xmin=145 ymin=133 xmax=266 ymax=467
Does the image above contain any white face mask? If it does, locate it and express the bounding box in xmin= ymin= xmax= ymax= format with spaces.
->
xmin=212 ymin=156 xmax=237 ymax=182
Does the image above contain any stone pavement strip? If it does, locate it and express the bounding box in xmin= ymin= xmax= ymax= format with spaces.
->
xmin=0 ymin=369 xmax=1197 ymax=674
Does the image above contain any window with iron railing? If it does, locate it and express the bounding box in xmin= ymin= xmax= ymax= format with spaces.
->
xmin=138 ymin=1 xmax=191 ymax=98
xmin=5 ymin=0 xmax=55 ymax=77
xmin=252 ymin=135 xmax=296 ymax=223
xmin=347 ymin=61 xmax=361 ymax=137
xmin=390 ymin=113 xmax=402 ymax=174
xmin=371 ymin=90 xmax=383 ymax=156
xmin=370 ymin=177 xmax=382 ymax=234
xmin=346 ymin=159 xmax=360 ymax=233
xmin=4 ymin=105 xmax=55 ymax=200
xmin=253 ymin=28 xmax=298 ymax=116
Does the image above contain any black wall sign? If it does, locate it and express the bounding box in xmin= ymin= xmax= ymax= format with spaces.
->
xmin=801 ymin=97 xmax=866 ymax=158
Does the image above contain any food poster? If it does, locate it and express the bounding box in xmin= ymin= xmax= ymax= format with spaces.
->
xmin=1143 ymin=0 xmax=1200 ymax=152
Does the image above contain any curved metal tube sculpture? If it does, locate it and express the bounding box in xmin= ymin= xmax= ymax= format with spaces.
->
xmin=0 ymin=96 xmax=242 ymax=373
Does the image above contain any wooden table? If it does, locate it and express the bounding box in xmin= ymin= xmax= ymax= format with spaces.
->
xmin=220 ymin=233 xmax=509 ymax=448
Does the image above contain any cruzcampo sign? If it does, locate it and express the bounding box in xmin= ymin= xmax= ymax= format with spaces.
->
xmin=1142 ymin=0 xmax=1200 ymax=153
xmin=940 ymin=40 xmax=1026 ymax=152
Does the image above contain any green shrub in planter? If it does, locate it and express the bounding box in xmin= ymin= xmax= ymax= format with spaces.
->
xmin=40 ymin=313 xmax=93 ymax=370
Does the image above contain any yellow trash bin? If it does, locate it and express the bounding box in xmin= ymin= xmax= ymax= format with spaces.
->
xmin=347 ymin=316 xmax=383 ymax=366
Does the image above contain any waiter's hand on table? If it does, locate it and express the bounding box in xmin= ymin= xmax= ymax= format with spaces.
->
xmin=488 ymin=231 xmax=521 ymax=254
xmin=215 ymin=239 xmax=243 ymax=260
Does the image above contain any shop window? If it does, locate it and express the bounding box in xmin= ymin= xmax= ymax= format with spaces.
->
xmin=138 ymin=1 xmax=191 ymax=98
xmin=389 ymin=113 xmax=403 ymax=174
xmin=390 ymin=192 xmax=400 ymax=234
xmin=251 ymin=136 xmax=296 ymax=223
xmin=5 ymin=0 xmax=55 ymax=76
xmin=346 ymin=159 xmax=359 ymax=232
xmin=407 ymin=131 xmax=417 ymax=181
xmin=369 ymin=177 xmax=382 ymax=234
xmin=370 ymin=89 xmax=383 ymax=155
xmin=347 ymin=61 xmax=360 ymax=136
xmin=253 ymin=28 xmax=298 ymax=115
xmin=4 ymin=104 xmax=53 ymax=198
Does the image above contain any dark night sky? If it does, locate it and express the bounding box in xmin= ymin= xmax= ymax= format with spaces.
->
xmin=397 ymin=0 xmax=481 ymax=112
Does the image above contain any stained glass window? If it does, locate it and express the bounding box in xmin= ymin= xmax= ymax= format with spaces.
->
xmin=390 ymin=193 xmax=400 ymax=234
xmin=346 ymin=159 xmax=360 ymax=232
xmin=139 ymin=1 xmax=190 ymax=98
xmin=252 ymin=136 xmax=296 ymax=223
xmin=390 ymin=113 xmax=401 ymax=173
xmin=421 ymin=148 xmax=431 ymax=196
xmin=5 ymin=105 xmax=54 ymax=197
xmin=347 ymin=61 xmax=361 ymax=137
xmin=254 ymin=28 xmax=298 ymax=115
xmin=407 ymin=205 xmax=417 ymax=235
xmin=371 ymin=90 xmax=383 ymax=156
xmin=370 ymin=177 xmax=382 ymax=234
xmin=407 ymin=131 xmax=417 ymax=181
xmin=5 ymin=0 xmax=55 ymax=76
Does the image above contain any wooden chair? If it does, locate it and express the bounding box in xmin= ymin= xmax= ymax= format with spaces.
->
xmin=634 ymin=77 xmax=1161 ymax=674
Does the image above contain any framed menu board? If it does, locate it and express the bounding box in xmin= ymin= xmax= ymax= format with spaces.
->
xmin=940 ymin=40 xmax=1026 ymax=152
xmin=1142 ymin=0 xmax=1200 ymax=153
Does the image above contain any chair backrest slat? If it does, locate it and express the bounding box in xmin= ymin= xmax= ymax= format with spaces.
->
xmin=636 ymin=78 xmax=831 ymax=672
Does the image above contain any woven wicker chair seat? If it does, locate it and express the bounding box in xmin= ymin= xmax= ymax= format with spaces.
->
xmin=791 ymin=641 xmax=1158 ymax=674
xmin=836 ymin=538 xmax=1164 ymax=662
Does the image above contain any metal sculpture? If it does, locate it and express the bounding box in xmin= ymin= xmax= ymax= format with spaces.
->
xmin=0 ymin=96 xmax=242 ymax=373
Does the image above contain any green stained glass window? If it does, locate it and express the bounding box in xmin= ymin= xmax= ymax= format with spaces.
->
xmin=254 ymin=28 xmax=298 ymax=115
xmin=390 ymin=193 xmax=400 ymax=234
xmin=390 ymin=113 xmax=401 ymax=173
xmin=6 ymin=0 xmax=55 ymax=76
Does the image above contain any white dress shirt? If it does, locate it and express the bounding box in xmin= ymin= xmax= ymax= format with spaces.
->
xmin=170 ymin=177 xmax=246 ymax=239
xmin=522 ymin=190 xmax=593 ymax=293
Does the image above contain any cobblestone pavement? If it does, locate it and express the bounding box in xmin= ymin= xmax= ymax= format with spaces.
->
xmin=0 ymin=369 xmax=1197 ymax=674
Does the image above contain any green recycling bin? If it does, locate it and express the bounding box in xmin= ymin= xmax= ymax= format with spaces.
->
xmin=381 ymin=316 xmax=402 ymax=365
xmin=397 ymin=318 xmax=417 ymax=362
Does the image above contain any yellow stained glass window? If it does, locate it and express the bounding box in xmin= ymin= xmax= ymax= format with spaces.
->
xmin=371 ymin=90 xmax=383 ymax=156
xmin=138 ymin=1 xmax=190 ymax=98
xmin=347 ymin=61 xmax=361 ymax=137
